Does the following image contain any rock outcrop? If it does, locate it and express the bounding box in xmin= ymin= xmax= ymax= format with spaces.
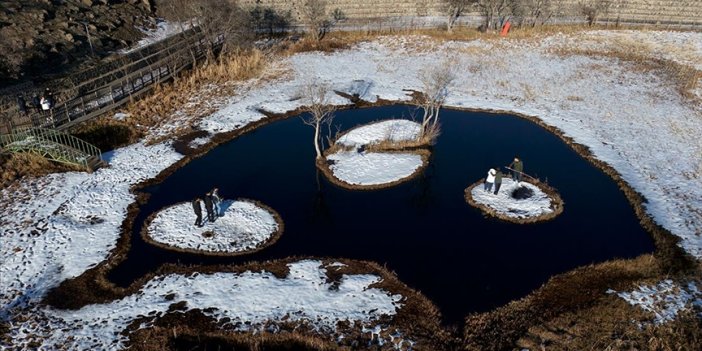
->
xmin=0 ymin=0 xmax=155 ymax=84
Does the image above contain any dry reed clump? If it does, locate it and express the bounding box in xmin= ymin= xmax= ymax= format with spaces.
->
xmin=123 ymin=49 xmax=268 ymax=141
xmin=69 ymin=116 xmax=141 ymax=152
xmin=463 ymin=255 xmax=679 ymax=350
xmin=281 ymin=37 xmax=351 ymax=55
xmin=0 ymin=152 xmax=82 ymax=190
xmin=516 ymin=290 xmax=702 ymax=350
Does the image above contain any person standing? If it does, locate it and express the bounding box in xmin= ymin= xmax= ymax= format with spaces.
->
xmin=204 ymin=192 xmax=215 ymax=222
xmin=32 ymin=94 xmax=41 ymax=113
xmin=192 ymin=198 xmax=203 ymax=227
xmin=211 ymin=188 xmax=222 ymax=217
xmin=45 ymin=88 xmax=55 ymax=109
xmin=494 ymin=169 xmax=503 ymax=195
xmin=484 ymin=168 xmax=496 ymax=193
xmin=509 ymin=157 xmax=524 ymax=182
xmin=16 ymin=95 xmax=27 ymax=115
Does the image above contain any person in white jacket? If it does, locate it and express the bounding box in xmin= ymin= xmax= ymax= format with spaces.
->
xmin=484 ymin=168 xmax=496 ymax=193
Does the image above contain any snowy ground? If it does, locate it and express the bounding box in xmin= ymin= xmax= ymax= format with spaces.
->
xmin=146 ymin=200 xmax=280 ymax=255
xmin=120 ymin=20 xmax=190 ymax=54
xmin=336 ymin=119 xmax=421 ymax=148
xmin=2 ymin=29 xmax=702 ymax=347
xmin=9 ymin=260 xmax=402 ymax=349
xmin=469 ymin=178 xmax=556 ymax=220
xmin=326 ymin=119 xmax=426 ymax=187
xmin=327 ymin=151 xmax=425 ymax=186
xmin=611 ymin=280 xmax=702 ymax=325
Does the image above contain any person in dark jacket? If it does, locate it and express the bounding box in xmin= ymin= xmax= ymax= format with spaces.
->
xmin=509 ymin=157 xmax=524 ymax=182
xmin=31 ymin=95 xmax=41 ymax=113
xmin=211 ymin=188 xmax=222 ymax=217
xmin=204 ymin=192 xmax=215 ymax=222
xmin=16 ymin=95 xmax=27 ymax=115
xmin=494 ymin=168 xmax=503 ymax=195
xmin=192 ymin=198 xmax=203 ymax=227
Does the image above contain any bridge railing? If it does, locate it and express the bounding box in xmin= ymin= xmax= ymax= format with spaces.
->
xmin=1 ymin=127 xmax=102 ymax=169
xmin=1 ymin=31 xmax=223 ymax=134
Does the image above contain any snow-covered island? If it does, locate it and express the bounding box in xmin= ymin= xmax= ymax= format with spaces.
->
xmin=2 ymin=29 xmax=701 ymax=349
xmin=143 ymin=199 xmax=283 ymax=256
xmin=322 ymin=119 xmax=431 ymax=189
xmin=465 ymin=178 xmax=564 ymax=223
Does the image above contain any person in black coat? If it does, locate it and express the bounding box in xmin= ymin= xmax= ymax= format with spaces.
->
xmin=16 ymin=95 xmax=27 ymax=115
xmin=31 ymin=95 xmax=41 ymax=113
xmin=204 ymin=193 xmax=215 ymax=222
xmin=192 ymin=198 xmax=203 ymax=227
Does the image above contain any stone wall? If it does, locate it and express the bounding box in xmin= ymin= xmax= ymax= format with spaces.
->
xmin=238 ymin=0 xmax=702 ymax=26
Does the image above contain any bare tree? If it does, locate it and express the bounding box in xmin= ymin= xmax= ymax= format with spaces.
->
xmin=444 ymin=0 xmax=477 ymax=33
xmin=156 ymin=0 xmax=252 ymax=58
xmin=477 ymin=0 xmax=511 ymax=30
xmin=509 ymin=0 xmax=563 ymax=27
xmin=301 ymin=0 xmax=346 ymax=41
xmin=579 ymin=0 xmax=612 ymax=26
xmin=300 ymin=81 xmax=336 ymax=160
xmin=418 ymin=61 xmax=455 ymax=142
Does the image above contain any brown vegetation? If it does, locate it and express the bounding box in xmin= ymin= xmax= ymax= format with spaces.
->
xmin=464 ymin=177 xmax=565 ymax=224
xmin=123 ymin=49 xmax=268 ymax=143
xmin=0 ymin=152 xmax=82 ymax=191
xmin=70 ymin=116 xmax=142 ymax=152
xmin=140 ymin=199 xmax=285 ymax=257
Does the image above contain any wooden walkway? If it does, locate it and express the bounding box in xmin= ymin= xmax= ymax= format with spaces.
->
xmin=1 ymin=31 xmax=222 ymax=135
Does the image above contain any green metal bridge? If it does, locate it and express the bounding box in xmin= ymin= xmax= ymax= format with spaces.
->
xmin=0 ymin=128 xmax=104 ymax=171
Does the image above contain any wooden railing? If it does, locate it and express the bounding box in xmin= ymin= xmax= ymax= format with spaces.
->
xmin=0 ymin=31 xmax=223 ymax=134
xmin=0 ymin=127 xmax=103 ymax=170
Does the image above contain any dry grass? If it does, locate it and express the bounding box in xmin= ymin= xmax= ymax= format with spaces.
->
xmin=123 ymin=49 xmax=268 ymax=142
xmin=551 ymin=39 xmax=702 ymax=104
xmin=463 ymin=255 xmax=664 ymax=350
xmin=0 ymin=152 xmax=82 ymax=190
xmin=517 ymin=291 xmax=702 ymax=350
xmin=70 ymin=116 xmax=141 ymax=152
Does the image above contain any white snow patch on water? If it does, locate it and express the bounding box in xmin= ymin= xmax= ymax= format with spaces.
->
xmin=147 ymin=200 xmax=279 ymax=254
xmin=336 ymin=119 xmax=421 ymax=148
xmin=327 ymin=151 xmax=423 ymax=186
xmin=11 ymin=260 xmax=401 ymax=350
xmin=470 ymin=178 xmax=554 ymax=219
xmin=613 ymin=280 xmax=702 ymax=324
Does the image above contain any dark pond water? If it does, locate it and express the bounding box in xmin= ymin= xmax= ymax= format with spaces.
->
xmin=108 ymin=105 xmax=654 ymax=327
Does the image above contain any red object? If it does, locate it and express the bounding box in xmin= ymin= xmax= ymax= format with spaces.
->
xmin=500 ymin=21 xmax=511 ymax=36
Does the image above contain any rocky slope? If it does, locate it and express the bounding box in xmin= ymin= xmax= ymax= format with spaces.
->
xmin=0 ymin=0 xmax=155 ymax=85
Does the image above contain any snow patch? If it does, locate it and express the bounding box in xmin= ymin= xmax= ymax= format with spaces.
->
xmin=146 ymin=200 xmax=279 ymax=254
xmin=336 ymin=119 xmax=421 ymax=148
xmin=470 ymin=178 xmax=555 ymax=219
xmin=120 ymin=20 xmax=190 ymax=54
xmin=327 ymin=151 xmax=424 ymax=186
xmin=613 ymin=280 xmax=702 ymax=324
xmin=10 ymin=260 xmax=402 ymax=350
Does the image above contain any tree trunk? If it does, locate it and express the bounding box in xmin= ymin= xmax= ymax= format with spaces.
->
xmin=313 ymin=120 xmax=322 ymax=159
